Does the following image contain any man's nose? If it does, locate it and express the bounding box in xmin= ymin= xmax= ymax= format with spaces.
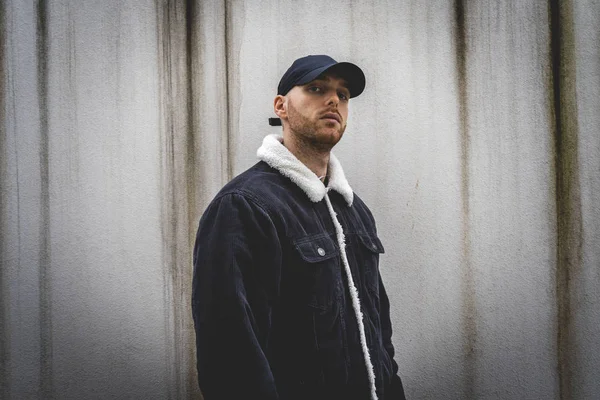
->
xmin=326 ymin=91 xmax=339 ymax=106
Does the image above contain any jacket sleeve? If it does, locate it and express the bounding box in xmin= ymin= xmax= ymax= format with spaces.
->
xmin=379 ymin=273 xmax=407 ymax=400
xmin=192 ymin=193 xmax=281 ymax=400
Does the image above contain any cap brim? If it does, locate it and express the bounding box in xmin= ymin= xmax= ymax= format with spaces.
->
xmin=295 ymin=62 xmax=366 ymax=98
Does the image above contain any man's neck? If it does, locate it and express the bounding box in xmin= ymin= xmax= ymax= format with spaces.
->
xmin=282 ymin=131 xmax=330 ymax=181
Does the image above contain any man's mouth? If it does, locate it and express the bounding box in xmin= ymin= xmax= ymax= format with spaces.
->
xmin=321 ymin=113 xmax=341 ymax=124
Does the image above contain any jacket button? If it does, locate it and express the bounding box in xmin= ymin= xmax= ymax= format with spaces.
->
xmin=317 ymin=247 xmax=326 ymax=256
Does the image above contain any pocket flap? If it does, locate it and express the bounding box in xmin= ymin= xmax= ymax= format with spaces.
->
xmin=293 ymin=234 xmax=339 ymax=263
xmin=358 ymin=233 xmax=385 ymax=254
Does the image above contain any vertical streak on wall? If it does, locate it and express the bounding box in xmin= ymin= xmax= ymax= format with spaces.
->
xmin=184 ymin=1 xmax=198 ymax=398
xmin=157 ymin=1 xmax=202 ymax=398
xmin=36 ymin=0 xmax=53 ymax=398
xmin=454 ymin=0 xmax=476 ymax=397
xmin=185 ymin=0 xmax=196 ymax=236
xmin=549 ymin=0 xmax=582 ymax=399
xmin=183 ymin=0 xmax=200 ymax=398
xmin=0 ymin=1 xmax=9 ymax=398
xmin=223 ymin=0 xmax=233 ymax=180
xmin=157 ymin=2 xmax=177 ymax=398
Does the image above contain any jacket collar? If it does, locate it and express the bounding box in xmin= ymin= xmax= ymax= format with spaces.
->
xmin=257 ymin=134 xmax=354 ymax=206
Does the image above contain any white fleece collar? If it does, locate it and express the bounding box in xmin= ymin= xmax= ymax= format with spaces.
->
xmin=257 ymin=134 xmax=354 ymax=206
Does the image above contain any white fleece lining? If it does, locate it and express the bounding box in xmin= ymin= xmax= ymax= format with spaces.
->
xmin=256 ymin=134 xmax=354 ymax=206
xmin=325 ymin=193 xmax=378 ymax=400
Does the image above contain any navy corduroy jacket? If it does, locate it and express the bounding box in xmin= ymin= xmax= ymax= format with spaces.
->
xmin=192 ymin=136 xmax=406 ymax=400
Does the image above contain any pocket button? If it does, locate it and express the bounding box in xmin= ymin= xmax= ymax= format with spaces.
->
xmin=317 ymin=247 xmax=326 ymax=256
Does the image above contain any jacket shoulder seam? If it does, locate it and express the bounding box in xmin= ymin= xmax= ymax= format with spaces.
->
xmin=213 ymin=189 xmax=275 ymax=222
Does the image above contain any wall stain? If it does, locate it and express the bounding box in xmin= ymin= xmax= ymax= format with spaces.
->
xmin=454 ymin=0 xmax=477 ymax=398
xmin=156 ymin=2 xmax=176 ymax=398
xmin=169 ymin=3 xmax=184 ymax=399
xmin=36 ymin=0 xmax=54 ymax=398
xmin=157 ymin=1 xmax=202 ymax=399
xmin=67 ymin=4 xmax=77 ymax=108
xmin=223 ymin=0 xmax=232 ymax=181
xmin=184 ymin=1 xmax=200 ymax=398
xmin=0 ymin=1 xmax=10 ymax=398
xmin=223 ymin=0 xmax=244 ymax=182
xmin=65 ymin=3 xmax=80 ymax=185
xmin=185 ymin=0 xmax=196 ymax=217
xmin=549 ymin=0 xmax=582 ymax=399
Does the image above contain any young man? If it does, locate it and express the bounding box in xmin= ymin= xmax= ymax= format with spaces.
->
xmin=192 ymin=55 xmax=407 ymax=400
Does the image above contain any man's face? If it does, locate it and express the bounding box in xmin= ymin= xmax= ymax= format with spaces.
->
xmin=279 ymin=73 xmax=350 ymax=150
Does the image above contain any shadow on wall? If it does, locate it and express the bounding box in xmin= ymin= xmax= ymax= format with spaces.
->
xmin=32 ymin=298 xmax=199 ymax=400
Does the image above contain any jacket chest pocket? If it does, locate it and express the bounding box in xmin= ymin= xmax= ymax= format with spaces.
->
xmin=292 ymin=233 xmax=341 ymax=311
xmin=354 ymin=233 xmax=385 ymax=298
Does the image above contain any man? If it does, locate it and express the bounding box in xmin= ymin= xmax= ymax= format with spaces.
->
xmin=192 ymin=55 xmax=407 ymax=400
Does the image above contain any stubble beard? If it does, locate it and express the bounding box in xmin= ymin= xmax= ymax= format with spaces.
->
xmin=286 ymin=101 xmax=346 ymax=153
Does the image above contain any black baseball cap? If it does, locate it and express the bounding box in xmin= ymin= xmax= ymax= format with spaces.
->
xmin=269 ymin=55 xmax=365 ymax=126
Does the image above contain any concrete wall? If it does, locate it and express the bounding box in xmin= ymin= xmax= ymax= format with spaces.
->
xmin=1 ymin=1 xmax=598 ymax=399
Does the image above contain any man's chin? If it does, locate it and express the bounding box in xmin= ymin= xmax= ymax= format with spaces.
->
xmin=288 ymin=120 xmax=345 ymax=150
xmin=310 ymin=129 xmax=344 ymax=149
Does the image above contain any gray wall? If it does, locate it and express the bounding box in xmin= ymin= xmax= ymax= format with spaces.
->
xmin=1 ymin=1 xmax=599 ymax=399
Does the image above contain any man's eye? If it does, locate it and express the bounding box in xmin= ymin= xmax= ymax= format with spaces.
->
xmin=338 ymin=91 xmax=349 ymax=101
xmin=308 ymin=86 xmax=322 ymax=93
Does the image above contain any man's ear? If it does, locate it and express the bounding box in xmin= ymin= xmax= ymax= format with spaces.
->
xmin=273 ymin=95 xmax=287 ymax=119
